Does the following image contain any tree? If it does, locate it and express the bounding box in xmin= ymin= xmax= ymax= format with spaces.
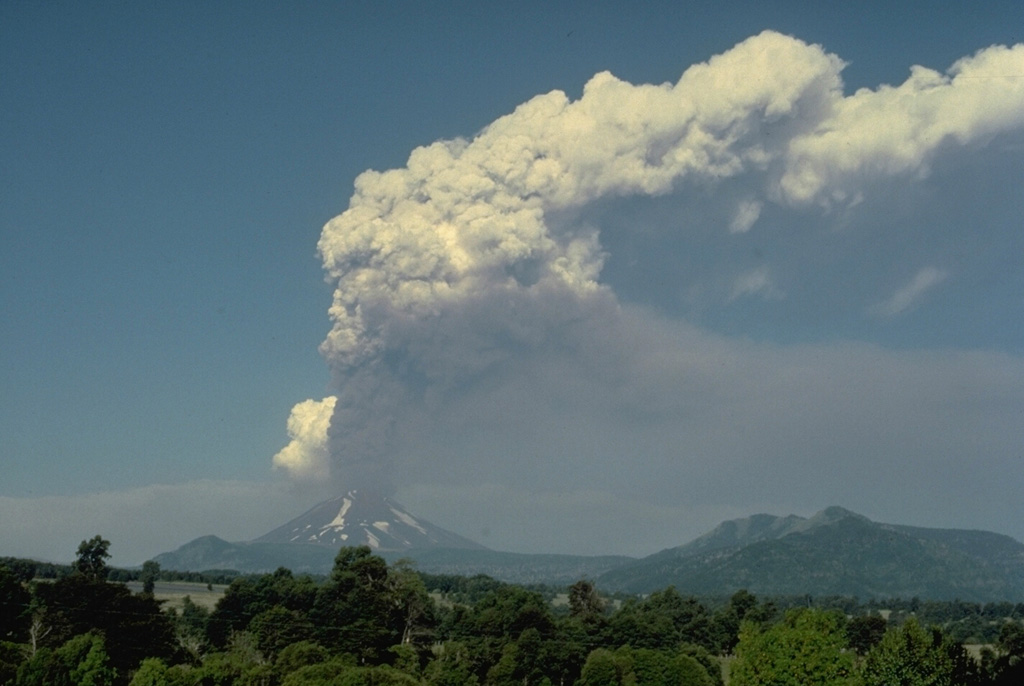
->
xmin=672 ymin=652 xmax=716 ymax=686
xmin=189 ymin=650 xmax=250 ymax=686
xmin=310 ymin=547 xmax=403 ymax=662
xmin=578 ymin=648 xmax=625 ymax=686
xmin=126 ymin=660 xmax=199 ymax=686
xmin=628 ymin=647 xmax=680 ymax=686
xmin=847 ymin=614 xmax=888 ymax=655
xmin=172 ymin=595 xmax=210 ymax=661
xmin=730 ymin=608 xmax=854 ymax=686
xmin=388 ymin=559 xmax=436 ymax=646
xmin=32 ymin=567 xmax=176 ymax=675
xmin=578 ymin=645 xmax=713 ymax=686
xmin=547 ymin=615 xmax=595 ymax=686
xmin=274 ymin=639 xmax=330 ymax=680
xmin=860 ymin=618 xmax=956 ymax=686
xmin=998 ymin=622 xmax=1024 ymax=657
xmin=128 ymin=658 xmax=170 ymax=686
xmin=728 ymin=590 xmax=759 ymax=620
xmin=458 ymin=585 xmax=554 ymax=640
xmin=74 ymin=536 xmax=111 ymax=580
xmin=678 ymin=644 xmax=724 ymax=686
xmin=485 ymin=627 xmax=550 ymax=686
xmin=568 ymin=579 xmax=605 ymax=620
xmin=0 ymin=641 xmax=23 ymax=685
xmin=987 ymin=621 xmax=1024 ymax=685
xmin=27 ymin=608 xmax=52 ymax=657
xmin=711 ymin=590 xmax=760 ymax=654
xmin=139 ymin=561 xmax=160 ymax=596
xmin=280 ymin=656 xmax=353 ymax=686
xmin=423 ymin=641 xmax=479 ymax=686
xmin=16 ymin=632 xmax=116 ymax=686
xmin=249 ymin=605 xmax=315 ymax=661
xmin=0 ymin=564 xmax=30 ymax=641
xmin=607 ymin=587 xmax=715 ymax=652
xmin=67 ymin=633 xmax=117 ymax=686
xmin=207 ymin=566 xmax=317 ymax=648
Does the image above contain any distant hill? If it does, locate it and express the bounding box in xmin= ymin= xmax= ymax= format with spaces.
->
xmin=152 ymin=504 xmax=1024 ymax=600
xmin=152 ymin=535 xmax=338 ymax=575
xmin=597 ymin=507 xmax=1024 ymax=600
xmin=152 ymin=535 xmax=634 ymax=584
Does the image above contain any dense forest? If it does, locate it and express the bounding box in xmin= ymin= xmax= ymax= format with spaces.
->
xmin=1 ymin=537 xmax=1023 ymax=685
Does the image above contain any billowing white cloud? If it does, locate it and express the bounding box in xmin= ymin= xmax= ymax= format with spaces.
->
xmin=272 ymin=396 xmax=337 ymax=481
xmin=870 ymin=267 xmax=948 ymax=317
xmin=316 ymin=31 xmax=846 ymax=375
xmin=315 ymin=32 xmax=1024 ymax=380
xmin=779 ymin=45 xmax=1024 ymax=206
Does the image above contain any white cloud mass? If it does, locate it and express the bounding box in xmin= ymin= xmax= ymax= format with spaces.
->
xmin=272 ymin=396 xmax=338 ymax=481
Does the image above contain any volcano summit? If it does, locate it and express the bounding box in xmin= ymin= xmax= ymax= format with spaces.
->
xmin=253 ymin=490 xmax=487 ymax=552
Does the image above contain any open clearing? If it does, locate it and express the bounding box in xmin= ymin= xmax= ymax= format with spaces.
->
xmin=125 ymin=580 xmax=227 ymax=611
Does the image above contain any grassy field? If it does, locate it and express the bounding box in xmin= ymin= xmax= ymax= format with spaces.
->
xmin=125 ymin=580 xmax=227 ymax=611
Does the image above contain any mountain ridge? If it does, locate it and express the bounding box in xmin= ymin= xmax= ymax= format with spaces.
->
xmin=597 ymin=507 xmax=1024 ymax=600
xmin=151 ymin=502 xmax=1024 ymax=600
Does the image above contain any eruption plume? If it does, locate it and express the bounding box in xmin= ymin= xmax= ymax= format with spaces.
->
xmin=275 ymin=31 xmax=1024 ymax=495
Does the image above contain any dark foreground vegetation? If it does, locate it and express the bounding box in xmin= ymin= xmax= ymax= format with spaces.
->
xmin=2 ymin=538 xmax=1024 ymax=685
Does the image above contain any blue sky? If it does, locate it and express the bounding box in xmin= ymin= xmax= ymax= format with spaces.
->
xmin=2 ymin=2 xmax=1023 ymax=565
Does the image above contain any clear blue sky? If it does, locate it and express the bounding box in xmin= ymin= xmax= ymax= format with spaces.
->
xmin=3 ymin=1 xmax=1023 ymax=565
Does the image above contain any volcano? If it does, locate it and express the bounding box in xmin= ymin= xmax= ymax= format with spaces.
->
xmin=253 ymin=489 xmax=487 ymax=552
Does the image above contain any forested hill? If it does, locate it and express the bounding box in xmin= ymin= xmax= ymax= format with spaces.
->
xmin=597 ymin=507 xmax=1024 ymax=600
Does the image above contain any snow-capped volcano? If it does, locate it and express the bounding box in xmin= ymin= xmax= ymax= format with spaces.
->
xmin=254 ymin=490 xmax=487 ymax=551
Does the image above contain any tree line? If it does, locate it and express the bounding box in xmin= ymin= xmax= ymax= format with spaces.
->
xmin=1 ymin=537 xmax=1023 ymax=685
xmin=0 ymin=556 xmax=241 ymax=586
